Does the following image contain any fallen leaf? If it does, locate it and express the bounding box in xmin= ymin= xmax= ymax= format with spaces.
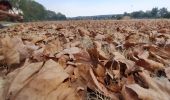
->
xmin=6 ymin=60 xmax=70 ymax=100
xmin=136 ymin=58 xmax=164 ymax=71
xmin=6 ymin=62 xmax=43 ymax=100
xmin=89 ymin=67 xmax=119 ymax=100
xmin=122 ymin=71 xmax=170 ymax=100
xmin=55 ymin=47 xmax=81 ymax=58
xmin=1 ymin=36 xmax=20 ymax=65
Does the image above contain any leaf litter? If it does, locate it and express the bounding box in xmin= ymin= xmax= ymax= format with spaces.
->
xmin=0 ymin=20 xmax=170 ymax=100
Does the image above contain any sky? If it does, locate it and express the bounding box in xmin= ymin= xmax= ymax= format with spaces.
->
xmin=36 ymin=0 xmax=170 ymax=17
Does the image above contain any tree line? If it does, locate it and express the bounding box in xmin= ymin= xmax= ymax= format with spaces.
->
xmin=71 ymin=7 xmax=170 ymax=20
xmin=115 ymin=7 xmax=170 ymax=20
xmin=2 ymin=0 xmax=67 ymax=21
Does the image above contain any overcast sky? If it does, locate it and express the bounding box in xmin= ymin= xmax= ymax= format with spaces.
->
xmin=36 ymin=0 xmax=170 ymax=17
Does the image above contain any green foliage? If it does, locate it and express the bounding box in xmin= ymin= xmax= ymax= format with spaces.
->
xmin=55 ymin=13 xmax=67 ymax=20
xmin=131 ymin=11 xmax=145 ymax=18
xmin=19 ymin=0 xmax=47 ymax=21
xmin=2 ymin=0 xmax=67 ymax=21
xmin=151 ymin=7 xmax=159 ymax=18
xmin=122 ymin=7 xmax=170 ymax=19
xmin=45 ymin=10 xmax=66 ymax=20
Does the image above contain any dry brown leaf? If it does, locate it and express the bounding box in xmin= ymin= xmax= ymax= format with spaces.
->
xmin=58 ymin=55 xmax=69 ymax=69
xmin=78 ymin=27 xmax=90 ymax=36
xmin=32 ymin=48 xmax=45 ymax=61
xmin=71 ymin=41 xmax=81 ymax=47
xmin=24 ymin=41 xmax=39 ymax=51
xmin=11 ymin=37 xmax=29 ymax=60
xmin=55 ymin=47 xmax=81 ymax=58
xmin=0 ymin=77 xmax=6 ymax=100
xmin=122 ymin=85 xmax=140 ymax=100
xmin=137 ymin=50 xmax=149 ymax=59
xmin=146 ymin=45 xmax=170 ymax=59
xmin=95 ymin=34 xmax=105 ymax=40
xmin=44 ymin=38 xmax=63 ymax=55
xmin=113 ymin=52 xmax=135 ymax=73
xmin=0 ymin=55 xmax=4 ymax=61
xmin=74 ymin=51 xmax=91 ymax=63
xmin=94 ymin=64 xmax=106 ymax=77
xmin=157 ymin=28 xmax=168 ymax=33
xmin=46 ymin=82 xmax=80 ymax=100
xmin=123 ymin=71 xmax=170 ymax=100
xmin=76 ymin=63 xmax=91 ymax=83
xmin=31 ymin=35 xmax=46 ymax=43
xmin=64 ymin=65 xmax=75 ymax=75
xmin=89 ymin=67 xmax=119 ymax=100
xmin=94 ymin=41 xmax=109 ymax=60
xmin=0 ymin=59 xmax=71 ymax=100
xmin=137 ymin=50 xmax=165 ymax=71
xmin=136 ymin=58 xmax=164 ymax=71
xmin=6 ymin=62 xmax=44 ymax=100
xmin=1 ymin=36 xmax=20 ymax=65
xmin=11 ymin=37 xmax=39 ymax=61
xmin=11 ymin=59 xmax=69 ymax=100
xmin=165 ymin=67 xmax=170 ymax=79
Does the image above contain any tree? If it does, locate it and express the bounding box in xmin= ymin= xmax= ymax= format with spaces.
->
xmin=5 ymin=0 xmax=67 ymax=21
xmin=163 ymin=12 xmax=170 ymax=18
xmin=151 ymin=7 xmax=159 ymax=18
xmin=130 ymin=11 xmax=145 ymax=18
xmin=55 ymin=12 xmax=67 ymax=20
xmin=7 ymin=0 xmax=46 ymax=21
xmin=123 ymin=12 xmax=129 ymax=16
xmin=45 ymin=11 xmax=66 ymax=20
xmin=143 ymin=11 xmax=152 ymax=18
xmin=159 ymin=7 xmax=169 ymax=18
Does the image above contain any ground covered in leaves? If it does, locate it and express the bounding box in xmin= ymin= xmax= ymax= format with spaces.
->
xmin=0 ymin=19 xmax=170 ymax=100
